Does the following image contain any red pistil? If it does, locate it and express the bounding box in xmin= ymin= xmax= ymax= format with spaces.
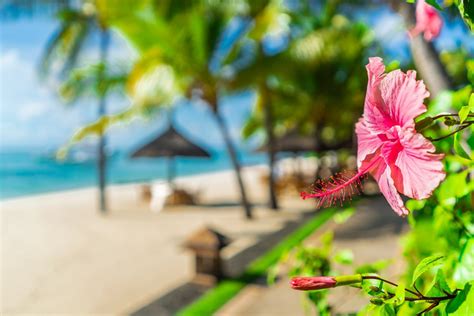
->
xmin=301 ymin=157 xmax=381 ymax=208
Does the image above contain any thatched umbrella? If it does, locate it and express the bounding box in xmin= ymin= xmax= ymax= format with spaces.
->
xmin=132 ymin=126 xmax=211 ymax=187
xmin=257 ymin=129 xmax=315 ymax=154
xmin=256 ymin=129 xmax=317 ymax=181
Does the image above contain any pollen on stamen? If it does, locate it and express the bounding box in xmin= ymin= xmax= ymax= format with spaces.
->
xmin=300 ymin=170 xmax=367 ymax=208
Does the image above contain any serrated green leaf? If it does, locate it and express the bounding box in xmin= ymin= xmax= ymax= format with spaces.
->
xmin=454 ymin=132 xmax=472 ymax=160
xmin=412 ymin=254 xmax=445 ymax=285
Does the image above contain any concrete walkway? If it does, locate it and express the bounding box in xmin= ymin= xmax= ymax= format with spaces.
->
xmin=217 ymin=197 xmax=406 ymax=315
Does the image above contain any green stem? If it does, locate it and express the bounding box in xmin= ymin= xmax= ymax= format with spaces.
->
xmin=362 ymin=275 xmax=458 ymax=308
xmin=429 ymin=123 xmax=472 ymax=142
xmin=431 ymin=113 xmax=474 ymax=121
xmin=362 ymin=275 xmax=421 ymax=298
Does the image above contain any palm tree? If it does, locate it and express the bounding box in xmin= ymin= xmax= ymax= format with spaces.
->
xmin=97 ymin=1 xmax=267 ymax=218
xmin=40 ymin=2 xmax=113 ymax=213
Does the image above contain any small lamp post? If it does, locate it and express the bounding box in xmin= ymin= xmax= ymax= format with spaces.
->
xmin=183 ymin=227 xmax=231 ymax=285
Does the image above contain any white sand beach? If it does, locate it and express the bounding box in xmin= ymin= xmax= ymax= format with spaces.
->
xmin=1 ymin=164 xmax=315 ymax=315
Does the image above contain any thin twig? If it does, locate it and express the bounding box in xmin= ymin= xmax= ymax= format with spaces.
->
xmin=430 ymin=123 xmax=472 ymax=142
xmin=417 ymin=302 xmax=439 ymax=316
xmin=362 ymin=275 xmax=421 ymax=298
xmin=431 ymin=113 xmax=474 ymax=120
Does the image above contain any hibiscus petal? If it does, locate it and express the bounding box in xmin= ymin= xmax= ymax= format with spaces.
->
xmin=355 ymin=119 xmax=384 ymax=168
xmin=363 ymin=57 xmax=393 ymax=132
xmin=379 ymin=69 xmax=429 ymax=128
xmin=371 ymin=160 xmax=409 ymax=216
xmin=393 ymin=129 xmax=445 ymax=199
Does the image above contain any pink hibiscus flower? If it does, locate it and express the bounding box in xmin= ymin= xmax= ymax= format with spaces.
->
xmin=409 ymin=0 xmax=443 ymax=41
xmin=302 ymin=57 xmax=445 ymax=216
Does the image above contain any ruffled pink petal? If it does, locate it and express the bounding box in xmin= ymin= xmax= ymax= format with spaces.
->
xmin=362 ymin=57 xmax=394 ymax=132
xmin=379 ymin=69 xmax=429 ymax=128
xmin=355 ymin=119 xmax=385 ymax=168
xmin=393 ymin=128 xmax=445 ymax=199
xmin=370 ymin=158 xmax=409 ymax=216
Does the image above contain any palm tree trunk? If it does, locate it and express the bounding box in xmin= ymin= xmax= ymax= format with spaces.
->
xmin=397 ymin=1 xmax=452 ymax=97
xmin=213 ymin=106 xmax=253 ymax=219
xmin=97 ymin=29 xmax=110 ymax=213
xmin=262 ymin=86 xmax=279 ymax=210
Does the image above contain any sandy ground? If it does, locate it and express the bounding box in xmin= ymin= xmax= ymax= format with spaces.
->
xmin=1 ymin=165 xmax=315 ymax=315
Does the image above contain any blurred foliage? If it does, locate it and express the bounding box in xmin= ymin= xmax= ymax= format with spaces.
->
xmin=228 ymin=0 xmax=375 ymax=150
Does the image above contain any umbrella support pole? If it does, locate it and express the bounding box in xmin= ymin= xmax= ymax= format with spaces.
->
xmin=167 ymin=156 xmax=176 ymax=190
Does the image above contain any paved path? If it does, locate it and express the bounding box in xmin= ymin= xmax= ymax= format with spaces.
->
xmin=218 ymin=197 xmax=406 ymax=315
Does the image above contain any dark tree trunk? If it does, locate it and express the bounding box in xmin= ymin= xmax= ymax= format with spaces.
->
xmin=213 ymin=107 xmax=253 ymax=219
xmin=97 ymin=29 xmax=110 ymax=213
xmin=397 ymin=1 xmax=452 ymax=97
xmin=262 ymin=86 xmax=279 ymax=210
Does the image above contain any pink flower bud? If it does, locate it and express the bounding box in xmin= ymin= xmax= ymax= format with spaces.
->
xmin=290 ymin=276 xmax=337 ymax=291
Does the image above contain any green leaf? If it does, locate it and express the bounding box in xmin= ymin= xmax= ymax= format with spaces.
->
xmin=356 ymin=260 xmax=391 ymax=274
xmin=458 ymin=94 xmax=473 ymax=123
xmin=459 ymin=106 xmax=471 ymax=124
xmin=406 ymin=199 xmax=426 ymax=211
xmin=436 ymin=170 xmax=469 ymax=206
xmin=412 ymin=254 xmax=445 ymax=285
xmin=454 ymin=132 xmax=471 ymax=160
xmin=386 ymin=282 xmax=406 ymax=306
xmin=334 ymin=249 xmax=354 ymax=265
xmin=333 ymin=207 xmax=355 ymax=223
xmin=415 ymin=116 xmax=434 ymax=131
xmin=456 ymin=0 xmax=474 ymax=31
xmin=453 ymin=238 xmax=474 ymax=287
xmin=427 ymin=269 xmax=452 ymax=297
xmin=425 ymin=0 xmax=443 ymax=10
xmin=380 ymin=304 xmax=396 ymax=316
xmin=446 ymin=282 xmax=473 ymax=315
xmin=362 ymin=278 xmax=385 ymax=297
xmin=406 ymin=0 xmax=415 ymax=3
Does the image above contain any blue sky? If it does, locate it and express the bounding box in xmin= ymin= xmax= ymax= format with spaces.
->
xmin=0 ymin=7 xmax=471 ymax=154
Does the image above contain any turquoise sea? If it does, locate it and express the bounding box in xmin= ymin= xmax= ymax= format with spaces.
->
xmin=0 ymin=149 xmax=267 ymax=200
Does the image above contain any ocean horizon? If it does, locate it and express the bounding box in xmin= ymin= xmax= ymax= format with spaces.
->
xmin=0 ymin=149 xmax=268 ymax=200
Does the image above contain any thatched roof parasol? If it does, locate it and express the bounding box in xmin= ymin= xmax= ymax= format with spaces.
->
xmin=132 ymin=126 xmax=211 ymax=186
xmin=132 ymin=126 xmax=211 ymax=158
xmin=257 ymin=129 xmax=315 ymax=153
